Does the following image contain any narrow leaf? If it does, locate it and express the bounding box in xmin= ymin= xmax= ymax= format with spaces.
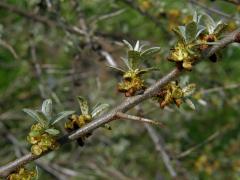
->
xmin=134 ymin=41 xmax=140 ymax=51
xmin=214 ymin=22 xmax=227 ymax=36
xmin=173 ymin=27 xmax=186 ymax=42
xmin=185 ymin=99 xmax=196 ymax=110
xmin=41 ymin=99 xmax=52 ymax=119
xmin=77 ymin=96 xmax=89 ymax=115
xmin=128 ymin=50 xmax=141 ymax=69
xmin=23 ymin=109 xmax=46 ymax=126
xmin=183 ymin=84 xmax=196 ymax=97
xmin=107 ymin=65 xmax=125 ymax=73
xmin=121 ymin=57 xmax=131 ymax=70
xmin=202 ymin=14 xmax=216 ymax=34
xmin=51 ymin=111 xmax=75 ymax=125
xmin=91 ymin=104 xmax=109 ymax=118
xmin=34 ymin=166 xmax=39 ymax=180
xmin=123 ymin=40 xmax=133 ymax=50
xmin=137 ymin=67 xmax=160 ymax=75
xmin=196 ymin=25 xmax=206 ymax=39
xmin=140 ymin=47 xmax=160 ymax=57
xmin=45 ymin=128 xmax=60 ymax=135
xmin=186 ymin=21 xmax=197 ymax=43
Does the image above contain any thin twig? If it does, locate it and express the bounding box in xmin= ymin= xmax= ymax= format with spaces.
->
xmin=0 ymin=1 xmax=86 ymax=36
xmin=116 ymin=112 xmax=165 ymax=127
xmin=201 ymin=82 xmax=240 ymax=94
xmin=175 ymin=123 xmax=234 ymax=159
xmin=222 ymin=0 xmax=240 ymax=6
xmin=190 ymin=0 xmax=240 ymax=22
xmin=145 ymin=124 xmax=177 ymax=178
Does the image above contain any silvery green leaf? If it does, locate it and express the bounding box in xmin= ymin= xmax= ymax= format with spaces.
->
xmin=214 ymin=22 xmax=227 ymax=36
xmin=121 ymin=57 xmax=131 ymax=70
xmin=134 ymin=41 xmax=140 ymax=51
xmin=23 ymin=109 xmax=46 ymax=126
xmin=34 ymin=166 xmax=39 ymax=180
xmin=41 ymin=99 xmax=52 ymax=119
xmin=193 ymin=11 xmax=198 ymax=23
xmin=140 ymin=47 xmax=160 ymax=57
xmin=185 ymin=98 xmax=196 ymax=110
xmin=107 ymin=65 xmax=125 ymax=73
xmin=77 ymin=96 xmax=89 ymax=115
xmin=51 ymin=111 xmax=75 ymax=125
xmin=193 ymin=12 xmax=202 ymax=24
xmin=202 ymin=14 xmax=216 ymax=34
xmin=198 ymin=99 xmax=207 ymax=106
xmin=45 ymin=128 xmax=60 ymax=135
xmin=183 ymin=84 xmax=196 ymax=97
xmin=179 ymin=75 xmax=189 ymax=86
xmin=186 ymin=21 xmax=197 ymax=43
xmin=137 ymin=67 xmax=160 ymax=75
xmin=173 ymin=26 xmax=186 ymax=42
xmin=139 ymin=43 xmax=147 ymax=51
xmin=196 ymin=25 xmax=206 ymax=38
xmin=123 ymin=40 xmax=133 ymax=50
xmin=128 ymin=50 xmax=141 ymax=69
xmin=91 ymin=103 xmax=109 ymax=118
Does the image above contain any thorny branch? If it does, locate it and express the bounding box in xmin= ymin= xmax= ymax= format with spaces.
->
xmin=190 ymin=0 xmax=240 ymax=22
xmin=145 ymin=124 xmax=177 ymax=178
xmin=222 ymin=0 xmax=240 ymax=6
xmin=0 ymin=27 xmax=239 ymax=177
xmin=116 ymin=112 xmax=165 ymax=127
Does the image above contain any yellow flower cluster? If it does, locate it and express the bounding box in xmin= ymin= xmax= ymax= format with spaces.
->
xmin=195 ymin=155 xmax=219 ymax=175
xmin=8 ymin=167 xmax=36 ymax=180
xmin=65 ymin=114 xmax=92 ymax=146
xmin=65 ymin=114 xmax=92 ymax=130
xmin=27 ymin=123 xmax=59 ymax=156
xmin=168 ymin=43 xmax=198 ymax=70
xmin=156 ymin=81 xmax=184 ymax=108
xmin=117 ymin=69 xmax=145 ymax=97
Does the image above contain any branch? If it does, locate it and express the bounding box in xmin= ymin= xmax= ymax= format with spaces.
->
xmin=189 ymin=0 xmax=240 ymax=22
xmin=145 ymin=124 xmax=177 ymax=178
xmin=200 ymin=82 xmax=240 ymax=94
xmin=222 ymin=0 xmax=240 ymax=6
xmin=175 ymin=123 xmax=234 ymax=159
xmin=116 ymin=112 xmax=165 ymax=127
xmin=0 ymin=28 xmax=239 ymax=179
xmin=0 ymin=1 xmax=85 ymax=36
xmin=117 ymin=0 xmax=163 ymax=27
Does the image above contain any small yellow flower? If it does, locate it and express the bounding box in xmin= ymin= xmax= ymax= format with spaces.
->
xmin=8 ymin=167 xmax=36 ymax=180
xmin=31 ymin=144 xmax=43 ymax=156
xmin=156 ymin=81 xmax=184 ymax=108
xmin=118 ymin=69 xmax=145 ymax=97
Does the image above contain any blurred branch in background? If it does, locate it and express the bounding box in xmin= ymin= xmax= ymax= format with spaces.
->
xmin=189 ymin=0 xmax=240 ymax=22
xmin=145 ymin=124 xmax=177 ymax=178
xmin=175 ymin=123 xmax=234 ymax=159
xmin=222 ymin=0 xmax=240 ymax=5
